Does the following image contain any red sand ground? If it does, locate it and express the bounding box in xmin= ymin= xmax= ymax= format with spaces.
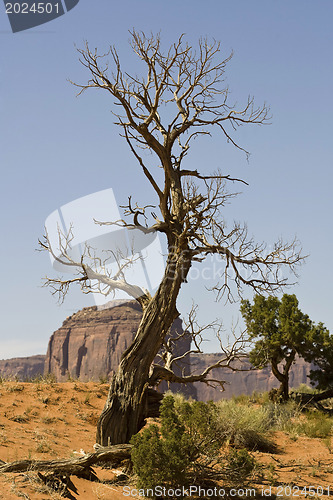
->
xmin=0 ymin=381 xmax=332 ymax=499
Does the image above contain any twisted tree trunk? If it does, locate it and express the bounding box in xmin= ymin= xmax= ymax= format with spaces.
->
xmin=271 ymin=350 xmax=296 ymax=401
xmin=96 ymin=252 xmax=191 ymax=445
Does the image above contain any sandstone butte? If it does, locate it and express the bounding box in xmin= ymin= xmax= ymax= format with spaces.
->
xmin=0 ymin=300 xmax=312 ymax=401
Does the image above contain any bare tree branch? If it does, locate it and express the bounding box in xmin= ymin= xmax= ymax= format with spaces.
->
xmin=39 ymin=227 xmax=151 ymax=308
xmin=151 ymin=304 xmax=250 ymax=390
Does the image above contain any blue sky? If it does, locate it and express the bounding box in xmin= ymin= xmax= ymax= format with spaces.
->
xmin=0 ymin=1 xmax=332 ymax=359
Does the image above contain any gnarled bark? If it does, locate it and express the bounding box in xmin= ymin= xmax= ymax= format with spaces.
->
xmin=271 ymin=350 xmax=296 ymax=401
xmin=0 ymin=445 xmax=132 ymax=475
xmin=96 ymin=253 xmax=192 ymax=445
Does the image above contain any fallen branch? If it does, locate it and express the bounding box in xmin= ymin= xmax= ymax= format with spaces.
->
xmin=0 ymin=444 xmax=132 ymax=476
xmin=291 ymin=391 xmax=333 ymax=414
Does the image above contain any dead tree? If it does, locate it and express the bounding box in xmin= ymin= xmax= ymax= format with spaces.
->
xmin=40 ymin=31 xmax=304 ymax=446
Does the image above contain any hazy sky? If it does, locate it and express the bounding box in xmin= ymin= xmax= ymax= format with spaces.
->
xmin=1 ymin=1 xmax=332 ymax=359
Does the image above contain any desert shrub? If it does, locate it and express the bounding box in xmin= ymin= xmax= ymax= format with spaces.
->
xmin=174 ymin=398 xmax=225 ymax=463
xmin=291 ymin=383 xmax=317 ymax=394
xmin=231 ymin=393 xmax=251 ymax=405
xmin=232 ymin=391 xmax=270 ymax=405
xmin=5 ymin=382 xmax=24 ymax=393
xmin=41 ymin=415 xmax=56 ymax=424
xmin=29 ymin=373 xmax=57 ymax=384
xmin=266 ymin=400 xmax=333 ymax=439
xmin=130 ymin=396 xmax=191 ymax=493
xmin=131 ymin=395 xmax=261 ymax=496
xmin=264 ymin=400 xmax=301 ymax=432
xmin=224 ymin=448 xmax=256 ymax=481
xmin=34 ymin=432 xmax=52 ymax=454
xmin=84 ymin=393 xmax=91 ymax=405
xmin=250 ymin=391 xmax=271 ymax=405
xmin=215 ymin=399 xmax=275 ymax=452
xmin=9 ymin=414 xmax=30 ymax=423
xmin=294 ymin=411 xmax=333 ymax=438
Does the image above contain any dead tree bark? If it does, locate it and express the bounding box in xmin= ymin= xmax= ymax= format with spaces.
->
xmin=96 ymin=252 xmax=192 ymax=445
xmin=41 ymin=31 xmax=304 ymax=446
xmin=0 ymin=445 xmax=131 ymax=475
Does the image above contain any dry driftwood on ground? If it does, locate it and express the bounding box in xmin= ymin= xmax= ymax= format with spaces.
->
xmin=0 ymin=444 xmax=132 ymax=476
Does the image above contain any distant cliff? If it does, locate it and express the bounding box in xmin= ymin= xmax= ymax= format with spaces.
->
xmin=45 ymin=301 xmax=143 ymax=381
xmin=190 ymin=353 xmax=312 ymax=401
xmin=0 ymin=355 xmax=45 ymax=380
xmin=0 ymin=301 xmax=314 ymax=400
xmin=44 ymin=301 xmax=189 ymax=385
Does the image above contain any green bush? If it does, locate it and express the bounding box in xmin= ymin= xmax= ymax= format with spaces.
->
xmin=174 ymin=399 xmax=225 ymax=464
xmin=224 ymin=448 xmax=256 ymax=481
xmin=291 ymin=383 xmax=317 ymax=394
xmin=130 ymin=395 xmax=262 ymax=495
xmin=130 ymin=395 xmax=191 ymax=492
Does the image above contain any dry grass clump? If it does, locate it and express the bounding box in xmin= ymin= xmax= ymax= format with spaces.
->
xmin=289 ymin=411 xmax=333 ymax=439
xmin=0 ymin=427 xmax=9 ymax=446
xmin=171 ymin=392 xmax=276 ymax=452
xmin=9 ymin=471 xmax=68 ymax=500
xmin=264 ymin=400 xmax=302 ymax=431
xmin=215 ymin=399 xmax=276 ymax=452
xmin=264 ymin=399 xmax=333 ymax=440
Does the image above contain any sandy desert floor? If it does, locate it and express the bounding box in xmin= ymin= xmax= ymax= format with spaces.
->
xmin=0 ymin=380 xmax=332 ymax=499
